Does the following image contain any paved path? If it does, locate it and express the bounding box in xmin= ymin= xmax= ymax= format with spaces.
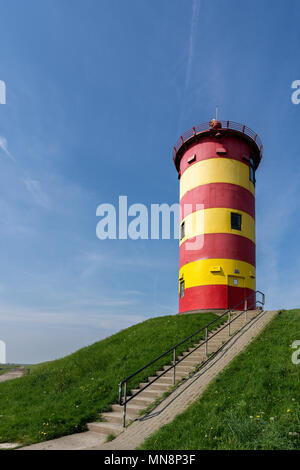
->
xmin=0 ymin=368 xmax=24 ymax=383
xmin=20 ymin=431 xmax=107 ymax=451
xmin=21 ymin=310 xmax=277 ymax=450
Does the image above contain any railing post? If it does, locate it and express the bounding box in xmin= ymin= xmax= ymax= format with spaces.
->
xmin=122 ymin=381 xmax=127 ymax=428
xmin=173 ymin=348 xmax=176 ymax=386
xmin=119 ymin=382 xmax=122 ymax=405
xmin=205 ymin=327 xmax=208 ymax=358
xmin=228 ymin=311 xmax=231 ymax=336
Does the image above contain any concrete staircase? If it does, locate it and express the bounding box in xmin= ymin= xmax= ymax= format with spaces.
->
xmin=87 ymin=310 xmax=259 ymax=440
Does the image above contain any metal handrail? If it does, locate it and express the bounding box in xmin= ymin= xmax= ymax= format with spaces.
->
xmin=173 ymin=120 xmax=263 ymax=163
xmin=119 ymin=290 xmax=265 ymax=426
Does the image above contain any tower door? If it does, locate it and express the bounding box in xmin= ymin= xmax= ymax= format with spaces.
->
xmin=228 ymin=276 xmax=245 ymax=310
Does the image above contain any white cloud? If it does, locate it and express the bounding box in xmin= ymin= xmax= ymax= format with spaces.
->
xmin=177 ymin=0 xmax=201 ymax=130
xmin=185 ymin=0 xmax=201 ymax=89
xmin=23 ymin=177 xmax=50 ymax=209
xmin=0 ymin=136 xmax=15 ymax=161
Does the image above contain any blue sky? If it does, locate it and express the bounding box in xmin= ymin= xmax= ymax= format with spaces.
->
xmin=0 ymin=0 xmax=300 ymax=363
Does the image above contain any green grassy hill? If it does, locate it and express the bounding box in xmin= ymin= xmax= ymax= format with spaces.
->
xmin=0 ymin=312 xmax=222 ymax=446
xmin=140 ymin=309 xmax=300 ymax=450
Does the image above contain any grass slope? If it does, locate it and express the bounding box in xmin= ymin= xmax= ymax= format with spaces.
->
xmin=0 ymin=312 xmax=222 ymax=445
xmin=140 ymin=309 xmax=300 ymax=450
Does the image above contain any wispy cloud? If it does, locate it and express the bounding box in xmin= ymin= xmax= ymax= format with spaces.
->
xmin=0 ymin=303 xmax=147 ymax=330
xmin=178 ymin=0 xmax=201 ymax=131
xmin=0 ymin=135 xmax=52 ymax=211
xmin=0 ymin=136 xmax=15 ymax=162
xmin=23 ymin=177 xmax=51 ymax=209
xmin=185 ymin=0 xmax=201 ymax=90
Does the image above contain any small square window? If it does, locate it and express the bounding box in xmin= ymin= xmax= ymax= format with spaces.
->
xmin=180 ymin=221 xmax=185 ymax=240
xmin=180 ymin=280 xmax=185 ymax=298
xmin=231 ymin=213 xmax=242 ymax=231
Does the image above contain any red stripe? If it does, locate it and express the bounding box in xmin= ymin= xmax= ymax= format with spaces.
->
xmin=180 ymin=183 xmax=255 ymax=220
xmin=179 ymin=233 xmax=256 ymax=268
xmin=179 ymin=134 xmax=252 ymax=176
xmin=179 ymin=285 xmax=255 ymax=313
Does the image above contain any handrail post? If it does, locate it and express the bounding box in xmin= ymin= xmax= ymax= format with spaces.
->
xmin=173 ymin=348 xmax=176 ymax=386
xmin=205 ymin=327 xmax=208 ymax=358
xmin=118 ymin=382 xmax=122 ymax=405
xmin=122 ymin=381 xmax=127 ymax=428
xmin=228 ymin=311 xmax=231 ymax=336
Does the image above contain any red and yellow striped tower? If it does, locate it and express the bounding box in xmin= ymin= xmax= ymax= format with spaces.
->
xmin=173 ymin=120 xmax=263 ymax=313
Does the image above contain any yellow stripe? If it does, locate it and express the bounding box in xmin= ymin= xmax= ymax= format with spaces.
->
xmin=180 ymin=158 xmax=255 ymax=199
xmin=179 ymin=259 xmax=256 ymax=291
xmin=180 ymin=208 xmax=255 ymax=245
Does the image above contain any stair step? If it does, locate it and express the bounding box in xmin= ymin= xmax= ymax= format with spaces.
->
xmin=188 ymin=347 xmax=205 ymax=353
xmin=111 ymin=404 xmax=142 ymax=415
xmin=148 ymin=376 xmax=179 ymax=384
xmin=176 ymin=363 xmax=196 ymax=369
xmin=209 ymin=338 xmax=228 ymax=344
xmin=129 ymin=395 xmax=155 ymax=406
xmin=87 ymin=421 xmax=123 ymax=435
xmin=184 ymin=351 xmax=205 ymax=358
xmin=156 ymin=369 xmax=187 ymax=378
xmin=178 ymin=357 xmax=202 ymax=364
xmin=167 ymin=364 xmax=194 ymax=372
xmin=210 ymin=330 xmax=231 ymax=335
xmin=100 ymin=412 xmax=135 ymax=425
xmin=130 ymin=388 xmax=162 ymax=399
xmin=139 ymin=382 xmax=170 ymax=392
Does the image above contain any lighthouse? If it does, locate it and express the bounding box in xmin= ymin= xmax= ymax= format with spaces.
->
xmin=173 ymin=120 xmax=263 ymax=314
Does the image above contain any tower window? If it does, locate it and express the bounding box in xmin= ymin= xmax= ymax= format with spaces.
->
xmin=231 ymin=212 xmax=242 ymax=231
xmin=249 ymin=155 xmax=256 ymax=185
xmin=187 ymin=154 xmax=196 ymax=164
xmin=180 ymin=221 xmax=185 ymax=240
xmin=180 ymin=280 xmax=185 ymax=298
